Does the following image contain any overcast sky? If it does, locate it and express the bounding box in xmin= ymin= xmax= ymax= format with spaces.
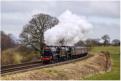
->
xmin=1 ymin=1 xmax=120 ymax=41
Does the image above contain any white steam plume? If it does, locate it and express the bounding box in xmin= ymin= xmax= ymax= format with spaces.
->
xmin=44 ymin=10 xmax=93 ymax=46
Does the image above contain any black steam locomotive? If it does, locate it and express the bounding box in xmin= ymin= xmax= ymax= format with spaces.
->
xmin=41 ymin=46 xmax=88 ymax=63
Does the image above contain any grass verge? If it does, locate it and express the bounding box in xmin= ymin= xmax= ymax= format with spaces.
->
xmin=84 ymin=46 xmax=120 ymax=80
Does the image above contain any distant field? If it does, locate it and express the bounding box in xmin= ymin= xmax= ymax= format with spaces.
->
xmin=84 ymin=46 xmax=120 ymax=80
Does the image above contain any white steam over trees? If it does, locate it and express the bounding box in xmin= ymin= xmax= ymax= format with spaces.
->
xmin=20 ymin=13 xmax=59 ymax=55
xmin=44 ymin=10 xmax=93 ymax=46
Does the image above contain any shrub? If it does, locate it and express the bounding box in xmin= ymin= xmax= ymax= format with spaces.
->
xmin=1 ymin=49 xmax=23 ymax=65
xmin=1 ymin=46 xmax=40 ymax=65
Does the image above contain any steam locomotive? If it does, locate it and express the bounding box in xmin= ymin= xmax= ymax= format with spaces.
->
xmin=41 ymin=46 xmax=88 ymax=63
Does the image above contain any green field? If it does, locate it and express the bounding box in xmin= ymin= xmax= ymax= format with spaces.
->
xmin=84 ymin=46 xmax=120 ymax=80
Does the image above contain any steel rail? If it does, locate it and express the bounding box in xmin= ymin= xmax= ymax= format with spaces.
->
xmin=1 ymin=54 xmax=92 ymax=76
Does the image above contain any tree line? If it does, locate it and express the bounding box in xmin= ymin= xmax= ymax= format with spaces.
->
xmin=75 ymin=34 xmax=120 ymax=47
xmin=1 ymin=31 xmax=120 ymax=52
xmin=1 ymin=31 xmax=17 ymax=51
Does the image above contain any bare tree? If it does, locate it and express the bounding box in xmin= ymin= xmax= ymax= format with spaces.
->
xmin=112 ymin=39 xmax=120 ymax=46
xmin=75 ymin=40 xmax=85 ymax=46
xmin=85 ymin=39 xmax=96 ymax=47
xmin=1 ymin=31 xmax=16 ymax=51
xmin=101 ymin=34 xmax=110 ymax=46
xmin=20 ymin=13 xmax=59 ymax=55
xmin=58 ymin=38 xmax=65 ymax=46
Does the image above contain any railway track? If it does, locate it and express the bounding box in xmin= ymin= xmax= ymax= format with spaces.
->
xmin=1 ymin=54 xmax=92 ymax=76
xmin=1 ymin=62 xmax=42 ymax=74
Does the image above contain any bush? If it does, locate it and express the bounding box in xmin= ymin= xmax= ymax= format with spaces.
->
xmin=1 ymin=46 xmax=40 ymax=65
xmin=13 ymin=52 xmax=23 ymax=64
xmin=1 ymin=49 xmax=23 ymax=65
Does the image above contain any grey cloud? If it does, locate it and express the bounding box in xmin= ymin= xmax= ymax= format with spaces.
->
xmin=88 ymin=16 xmax=120 ymax=26
xmin=1 ymin=1 xmax=120 ymax=17
xmin=1 ymin=1 xmax=120 ymax=40
xmin=1 ymin=24 xmax=23 ymax=38
xmin=87 ymin=16 xmax=120 ymax=40
xmin=1 ymin=1 xmax=58 ymax=15
xmin=87 ymin=23 xmax=120 ymax=40
xmin=1 ymin=12 xmax=30 ymax=25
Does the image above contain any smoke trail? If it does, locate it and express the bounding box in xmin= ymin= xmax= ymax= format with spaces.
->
xmin=44 ymin=10 xmax=93 ymax=46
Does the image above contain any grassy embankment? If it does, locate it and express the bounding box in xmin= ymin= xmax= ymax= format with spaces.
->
xmin=84 ymin=46 xmax=120 ymax=80
xmin=1 ymin=46 xmax=120 ymax=80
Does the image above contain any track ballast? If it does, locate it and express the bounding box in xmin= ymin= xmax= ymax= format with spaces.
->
xmin=1 ymin=54 xmax=92 ymax=76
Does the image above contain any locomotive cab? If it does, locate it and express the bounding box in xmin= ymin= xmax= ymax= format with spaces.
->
xmin=41 ymin=46 xmax=53 ymax=63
